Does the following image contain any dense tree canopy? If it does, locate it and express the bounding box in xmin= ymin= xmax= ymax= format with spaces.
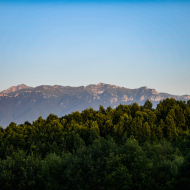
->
xmin=0 ymin=98 xmax=190 ymax=189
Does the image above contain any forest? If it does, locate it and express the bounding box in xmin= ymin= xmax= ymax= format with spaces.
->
xmin=0 ymin=98 xmax=190 ymax=190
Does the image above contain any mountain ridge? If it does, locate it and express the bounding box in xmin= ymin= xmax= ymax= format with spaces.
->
xmin=0 ymin=84 xmax=33 ymax=95
xmin=0 ymin=83 xmax=190 ymax=127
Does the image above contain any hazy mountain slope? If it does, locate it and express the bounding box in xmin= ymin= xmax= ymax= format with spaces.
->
xmin=0 ymin=83 xmax=190 ymax=127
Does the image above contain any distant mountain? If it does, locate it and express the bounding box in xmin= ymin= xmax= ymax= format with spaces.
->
xmin=0 ymin=83 xmax=190 ymax=127
xmin=0 ymin=84 xmax=32 ymax=95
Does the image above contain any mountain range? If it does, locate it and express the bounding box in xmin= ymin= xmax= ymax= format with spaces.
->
xmin=0 ymin=83 xmax=190 ymax=128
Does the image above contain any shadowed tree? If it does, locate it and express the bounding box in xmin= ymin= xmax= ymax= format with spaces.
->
xmin=143 ymin=99 xmax=153 ymax=110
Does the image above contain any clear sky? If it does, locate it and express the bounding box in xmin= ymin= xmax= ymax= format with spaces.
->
xmin=0 ymin=0 xmax=190 ymax=95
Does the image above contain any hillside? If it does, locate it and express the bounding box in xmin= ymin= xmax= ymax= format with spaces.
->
xmin=0 ymin=83 xmax=190 ymax=127
xmin=0 ymin=99 xmax=190 ymax=189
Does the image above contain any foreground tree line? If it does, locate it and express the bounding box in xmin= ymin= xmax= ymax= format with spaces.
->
xmin=0 ymin=98 xmax=190 ymax=189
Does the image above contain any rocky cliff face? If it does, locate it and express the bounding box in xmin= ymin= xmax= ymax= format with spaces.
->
xmin=0 ymin=83 xmax=189 ymax=127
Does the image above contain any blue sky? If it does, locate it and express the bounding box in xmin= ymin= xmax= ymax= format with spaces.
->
xmin=0 ymin=0 xmax=190 ymax=95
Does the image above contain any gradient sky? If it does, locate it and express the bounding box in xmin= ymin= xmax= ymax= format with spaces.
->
xmin=0 ymin=0 xmax=190 ymax=95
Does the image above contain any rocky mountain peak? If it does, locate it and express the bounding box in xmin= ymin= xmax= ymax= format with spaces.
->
xmin=86 ymin=83 xmax=109 ymax=95
xmin=139 ymin=86 xmax=149 ymax=90
xmin=0 ymin=84 xmax=33 ymax=95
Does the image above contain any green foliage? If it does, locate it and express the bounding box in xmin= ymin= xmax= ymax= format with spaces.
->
xmin=174 ymin=152 xmax=190 ymax=190
xmin=0 ymin=98 xmax=190 ymax=189
xmin=143 ymin=99 xmax=153 ymax=110
xmin=0 ymin=150 xmax=42 ymax=190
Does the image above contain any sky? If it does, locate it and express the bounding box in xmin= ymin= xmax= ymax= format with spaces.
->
xmin=0 ymin=0 xmax=190 ymax=95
